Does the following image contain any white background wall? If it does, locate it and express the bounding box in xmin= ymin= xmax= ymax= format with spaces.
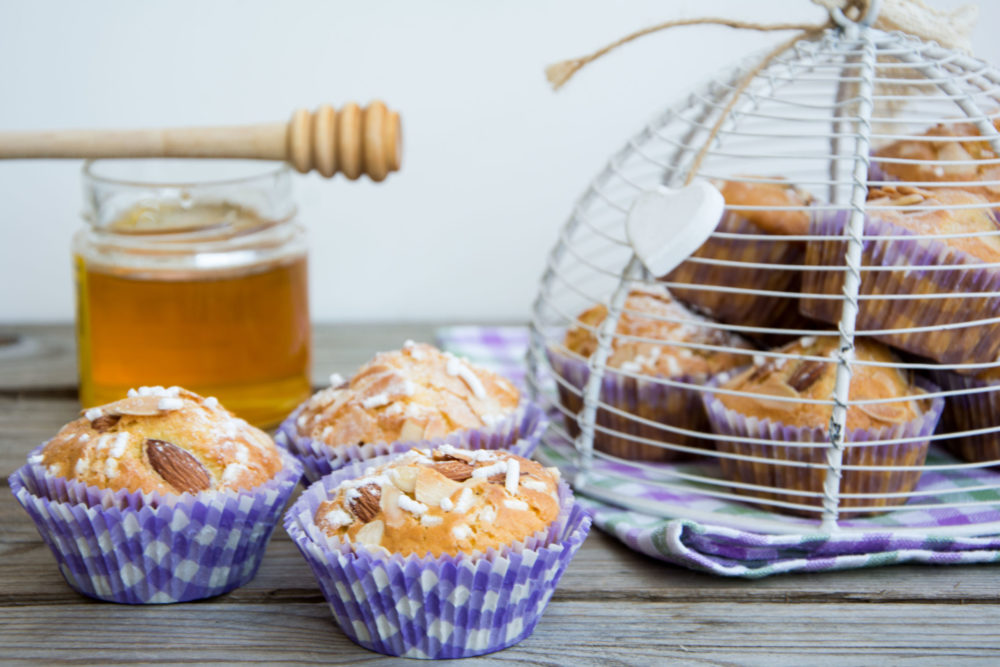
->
xmin=0 ymin=0 xmax=995 ymax=323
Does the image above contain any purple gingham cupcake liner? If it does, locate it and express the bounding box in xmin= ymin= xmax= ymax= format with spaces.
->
xmin=548 ymin=347 xmax=723 ymax=461
xmin=703 ymin=373 xmax=944 ymax=517
xmin=283 ymin=455 xmax=591 ymax=659
xmin=8 ymin=446 xmax=302 ymax=604
xmin=800 ymin=209 xmax=1000 ymax=368
xmin=664 ymin=209 xmax=813 ymax=341
xmin=276 ymin=402 xmax=546 ymax=483
xmin=928 ymin=369 xmax=1000 ymax=464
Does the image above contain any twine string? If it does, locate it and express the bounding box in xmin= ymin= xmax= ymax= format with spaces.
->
xmin=545 ymin=0 xmax=977 ymax=184
xmin=544 ymin=18 xmax=828 ymax=92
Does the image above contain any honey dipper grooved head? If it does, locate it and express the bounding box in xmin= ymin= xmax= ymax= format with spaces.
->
xmin=287 ymin=102 xmax=402 ymax=180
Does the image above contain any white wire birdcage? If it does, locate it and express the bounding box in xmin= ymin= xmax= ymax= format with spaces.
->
xmin=527 ymin=10 xmax=1000 ymax=536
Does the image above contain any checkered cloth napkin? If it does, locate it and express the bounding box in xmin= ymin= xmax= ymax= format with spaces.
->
xmin=438 ymin=326 xmax=1000 ymax=578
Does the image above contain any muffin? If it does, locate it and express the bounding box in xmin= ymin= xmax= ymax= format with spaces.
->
xmin=704 ymin=336 xmax=943 ymax=517
xmin=277 ymin=341 xmax=544 ymax=481
xmin=284 ymin=448 xmax=591 ymax=659
xmin=871 ymin=118 xmax=1000 ymax=203
xmin=9 ymin=386 xmax=302 ymax=603
xmin=315 ymin=447 xmax=561 ymax=556
xmin=551 ymin=285 xmax=755 ymax=461
xmin=927 ymin=366 xmax=1000 ymax=465
xmin=664 ymin=178 xmax=816 ymax=340
xmin=800 ymin=186 xmax=1000 ymax=367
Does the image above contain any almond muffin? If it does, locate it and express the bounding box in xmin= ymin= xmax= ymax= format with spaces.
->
xmin=800 ymin=186 xmax=1000 ymax=367
xmin=704 ymin=335 xmax=943 ymax=517
xmin=315 ymin=447 xmax=561 ymax=557
xmin=664 ymin=178 xmax=816 ymax=341
xmin=279 ymin=342 xmax=543 ymax=481
xmin=41 ymin=386 xmax=282 ymax=495
xmin=10 ymin=386 xmax=302 ymax=604
xmin=552 ymin=285 xmax=755 ymax=461
xmin=284 ymin=448 xmax=590 ymax=658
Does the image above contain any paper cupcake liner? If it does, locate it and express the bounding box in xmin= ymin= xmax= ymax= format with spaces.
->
xmin=800 ymin=209 xmax=1000 ymax=368
xmin=664 ymin=210 xmax=813 ymax=341
xmin=8 ymin=447 xmax=303 ymax=604
xmin=283 ymin=456 xmax=591 ymax=659
xmin=276 ymin=402 xmax=546 ymax=483
xmin=703 ymin=374 xmax=944 ymax=518
xmin=548 ymin=348 xmax=717 ymax=462
xmin=927 ymin=369 xmax=1000 ymax=464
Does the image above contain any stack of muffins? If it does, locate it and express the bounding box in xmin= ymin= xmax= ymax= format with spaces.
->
xmin=552 ymin=121 xmax=1000 ymax=516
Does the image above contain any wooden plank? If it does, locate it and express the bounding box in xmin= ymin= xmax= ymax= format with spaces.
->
xmin=5 ymin=321 xmax=1000 ymax=663
xmin=3 ymin=601 xmax=1000 ymax=664
xmin=0 ymin=322 xmax=502 ymax=393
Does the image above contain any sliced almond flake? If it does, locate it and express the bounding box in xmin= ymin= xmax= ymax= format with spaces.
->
xmin=415 ymin=466 xmax=462 ymax=506
xmin=750 ymin=381 xmax=800 ymax=413
xmin=856 ymin=400 xmax=912 ymax=424
xmin=105 ymin=395 xmax=167 ymax=417
xmin=354 ymin=519 xmax=384 ymax=547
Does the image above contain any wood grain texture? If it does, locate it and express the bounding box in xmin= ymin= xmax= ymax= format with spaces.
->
xmin=4 ymin=601 xmax=1000 ymax=665
xmin=3 ymin=324 xmax=1000 ymax=663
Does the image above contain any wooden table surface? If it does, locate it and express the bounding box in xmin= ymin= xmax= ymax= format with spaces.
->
xmin=3 ymin=323 xmax=1000 ymax=665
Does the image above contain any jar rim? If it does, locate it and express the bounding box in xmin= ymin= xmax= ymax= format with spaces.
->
xmin=82 ymin=158 xmax=291 ymax=189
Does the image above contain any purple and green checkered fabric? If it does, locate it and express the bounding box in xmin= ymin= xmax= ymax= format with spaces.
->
xmin=438 ymin=326 xmax=1000 ymax=578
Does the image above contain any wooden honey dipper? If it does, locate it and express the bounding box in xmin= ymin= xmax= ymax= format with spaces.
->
xmin=0 ymin=101 xmax=401 ymax=181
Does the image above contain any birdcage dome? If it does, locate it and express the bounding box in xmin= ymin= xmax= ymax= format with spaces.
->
xmin=528 ymin=18 xmax=1000 ymax=536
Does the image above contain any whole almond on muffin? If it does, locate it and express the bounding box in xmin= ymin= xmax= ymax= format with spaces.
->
xmin=40 ymin=386 xmax=282 ymax=494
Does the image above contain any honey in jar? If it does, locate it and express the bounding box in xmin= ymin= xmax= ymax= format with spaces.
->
xmin=74 ymin=160 xmax=310 ymax=427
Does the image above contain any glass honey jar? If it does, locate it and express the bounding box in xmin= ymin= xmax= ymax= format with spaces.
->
xmin=74 ymin=159 xmax=310 ymax=427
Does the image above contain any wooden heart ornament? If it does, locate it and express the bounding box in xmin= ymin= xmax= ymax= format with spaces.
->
xmin=625 ymin=181 xmax=724 ymax=277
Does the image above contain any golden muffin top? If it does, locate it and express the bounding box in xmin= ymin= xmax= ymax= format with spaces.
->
xmin=315 ymin=447 xmax=561 ymax=557
xmin=866 ymin=185 xmax=1000 ymax=263
xmin=295 ymin=342 xmax=520 ymax=448
xmin=563 ymin=286 xmax=755 ymax=378
xmin=719 ymin=336 xmax=930 ymax=431
xmin=38 ymin=386 xmax=283 ymax=495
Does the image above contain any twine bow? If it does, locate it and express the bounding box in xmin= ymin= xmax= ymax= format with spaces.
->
xmin=545 ymin=0 xmax=977 ymax=92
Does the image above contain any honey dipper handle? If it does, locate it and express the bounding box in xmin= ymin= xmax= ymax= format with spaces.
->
xmin=0 ymin=102 xmax=402 ymax=181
